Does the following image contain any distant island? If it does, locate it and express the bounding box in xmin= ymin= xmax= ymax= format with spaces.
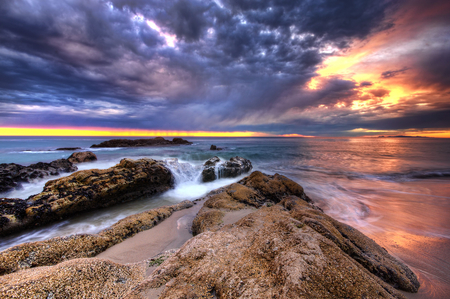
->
xmin=90 ymin=137 xmax=192 ymax=148
xmin=377 ymin=135 xmax=430 ymax=138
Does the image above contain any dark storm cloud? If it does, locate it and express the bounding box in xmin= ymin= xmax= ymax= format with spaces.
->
xmin=381 ymin=67 xmax=409 ymax=79
xmin=0 ymin=0 xmax=400 ymax=132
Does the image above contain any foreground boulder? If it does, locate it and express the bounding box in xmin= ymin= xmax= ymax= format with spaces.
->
xmin=129 ymin=171 xmax=419 ymax=298
xmin=0 ymin=159 xmax=77 ymax=193
xmin=0 ymin=201 xmax=193 ymax=276
xmin=67 ymin=151 xmax=97 ymax=164
xmin=91 ymin=137 xmax=192 ymax=148
xmin=0 ymin=258 xmax=146 ymax=298
xmin=0 ymin=158 xmax=174 ymax=236
xmin=201 ymin=156 xmax=252 ymax=182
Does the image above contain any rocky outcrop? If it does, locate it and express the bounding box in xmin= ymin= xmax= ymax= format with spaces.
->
xmin=129 ymin=171 xmax=419 ymax=298
xmin=0 ymin=171 xmax=420 ymax=298
xmin=210 ymin=145 xmax=222 ymax=150
xmin=201 ymin=156 xmax=252 ymax=182
xmin=0 ymin=158 xmax=174 ymax=236
xmin=67 ymin=151 xmax=97 ymax=164
xmin=172 ymin=138 xmax=191 ymax=145
xmin=56 ymin=147 xmax=81 ymax=151
xmin=201 ymin=156 xmax=221 ymax=182
xmin=0 ymin=159 xmax=77 ymax=193
xmin=0 ymin=200 xmax=193 ymax=276
xmin=91 ymin=137 xmax=192 ymax=148
xmin=0 ymin=258 xmax=146 ymax=298
xmin=220 ymin=156 xmax=252 ymax=178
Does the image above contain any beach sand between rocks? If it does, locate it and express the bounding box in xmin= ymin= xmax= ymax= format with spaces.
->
xmin=96 ymin=200 xmax=255 ymax=265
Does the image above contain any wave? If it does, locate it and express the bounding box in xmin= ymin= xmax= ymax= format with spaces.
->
xmin=18 ymin=150 xmax=56 ymax=154
xmin=85 ymin=147 xmax=123 ymax=152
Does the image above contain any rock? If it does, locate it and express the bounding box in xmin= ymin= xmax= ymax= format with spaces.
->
xmin=0 ymin=258 xmax=146 ymax=298
xmin=90 ymin=137 xmax=192 ymax=148
xmin=201 ymin=156 xmax=252 ymax=183
xmin=67 ymin=151 xmax=97 ymax=164
xmin=128 ymin=171 xmax=419 ymax=298
xmin=220 ymin=156 xmax=252 ymax=178
xmin=210 ymin=145 xmax=222 ymax=150
xmin=201 ymin=156 xmax=221 ymax=182
xmin=55 ymin=147 xmax=81 ymax=151
xmin=0 ymin=200 xmax=193 ymax=276
xmin=0 ymin=158 xmax=174 ymax=237
xmin=172 ymin=138 xmax=191 ymax=145
xmin=0 ymin=159 xmax=77 ymax=193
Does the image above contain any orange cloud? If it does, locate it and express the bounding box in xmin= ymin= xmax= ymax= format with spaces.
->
xmin=0 ymin=127 xmax=272 ymax=137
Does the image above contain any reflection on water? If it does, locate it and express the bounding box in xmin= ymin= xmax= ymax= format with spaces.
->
xmin=0 ymin=137 xmax=449 ymax=298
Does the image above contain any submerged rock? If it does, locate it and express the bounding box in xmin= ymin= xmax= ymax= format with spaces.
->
xmin=210 ymin=144 xmax=222 ymax=150
xmin=67 ymin=151 xmax=97 ymax=164
xmin=0 ymin=158 xmax=174 ymax=237
xmin=0 ymin=159 xmax=77 ymax=193
xmin=201 ymin=156 xmax=252 ymax=182
xmin=129 ymin=171 xmax=419 ymax=298
xmin=90 ymin=137 xmax=192 ymax=148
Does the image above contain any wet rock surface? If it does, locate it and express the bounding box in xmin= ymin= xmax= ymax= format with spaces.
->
xmin=201 ymin=156 xmax=221 ymax=182
xmin=210 ymin=144 xmax=222 ymax=150
xmin=67 ymin=151 xmax=97 ymax=164
xmin=0 ymin=158 xmax=174 ymax=236
xmin=0 ymin=159 xmax=77 ymax=193
xmin=0 ymin=200 xmax=193 ymax=276
xmin=130 ymin=171 xmax=419 ymax=298
xmin=0 ymin=171 xmax=419 ymax=299
xmin=201 ymin=156 xmax=252 ymax=182
xmin=91 ymin=137 xmax=192 ymax=148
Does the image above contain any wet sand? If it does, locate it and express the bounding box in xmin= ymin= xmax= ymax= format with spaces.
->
xmin=97 ymin=201 xmax=255 ymax=265
xmin=359 ymin=180 xmax=450 ymax=299
xmin=96 ymin=200 xmax=205 ymax=264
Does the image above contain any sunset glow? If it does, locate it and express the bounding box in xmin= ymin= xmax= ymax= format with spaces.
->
xmin=0 ymin=127 xmax=274 ymax=137
xmin=0 ymin=0 xmax=448 ymax=137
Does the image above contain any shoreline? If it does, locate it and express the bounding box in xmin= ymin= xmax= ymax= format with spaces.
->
xmin=0 ymin=171 xmax=421 ymax=298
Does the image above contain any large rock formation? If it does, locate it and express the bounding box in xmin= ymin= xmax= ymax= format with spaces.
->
xmin=201 ymin=156 xmax=252 ymax=182
xmin=0 ymin=171 xmax=420 ymax=299
xmin=129 ymin=171 xmax=419 ymax=298
xmin=0 ymin=200 xmax=193 ymax=276
xmin=0 ymin=158 xmax=174 ymax=236
xmin=67 ymin=151 xmax=97 ymax=164
xmin=91 ymin=137 xmax=192 ymax=148
xmin=0 ymin=159 xmax=77 ymax=193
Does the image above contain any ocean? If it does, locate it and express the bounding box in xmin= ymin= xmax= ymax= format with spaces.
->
xmin=1 ymin=136 xmax=449 ymax=298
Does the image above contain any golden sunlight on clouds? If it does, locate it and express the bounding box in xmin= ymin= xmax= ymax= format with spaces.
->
xmin=347 ymin=128 xmax=450 ymax=138
xmin=0 ymin=127 xmax=275 ymax=137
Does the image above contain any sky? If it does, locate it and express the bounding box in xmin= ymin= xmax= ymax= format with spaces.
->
xmin=0 ymin=0 xmax=449 ymax=137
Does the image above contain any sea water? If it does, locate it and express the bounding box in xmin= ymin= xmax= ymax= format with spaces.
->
xmin=0 ymin=136 xmax=449 ymax=298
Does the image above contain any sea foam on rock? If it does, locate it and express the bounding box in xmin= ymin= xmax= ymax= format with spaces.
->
xmin=0 ymin=159 xmax=77 ymax=193
xmin=0 ymin=158 xmax=174 ymax=237
xmin=201 ymin=156 xmax=252 ymax=182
